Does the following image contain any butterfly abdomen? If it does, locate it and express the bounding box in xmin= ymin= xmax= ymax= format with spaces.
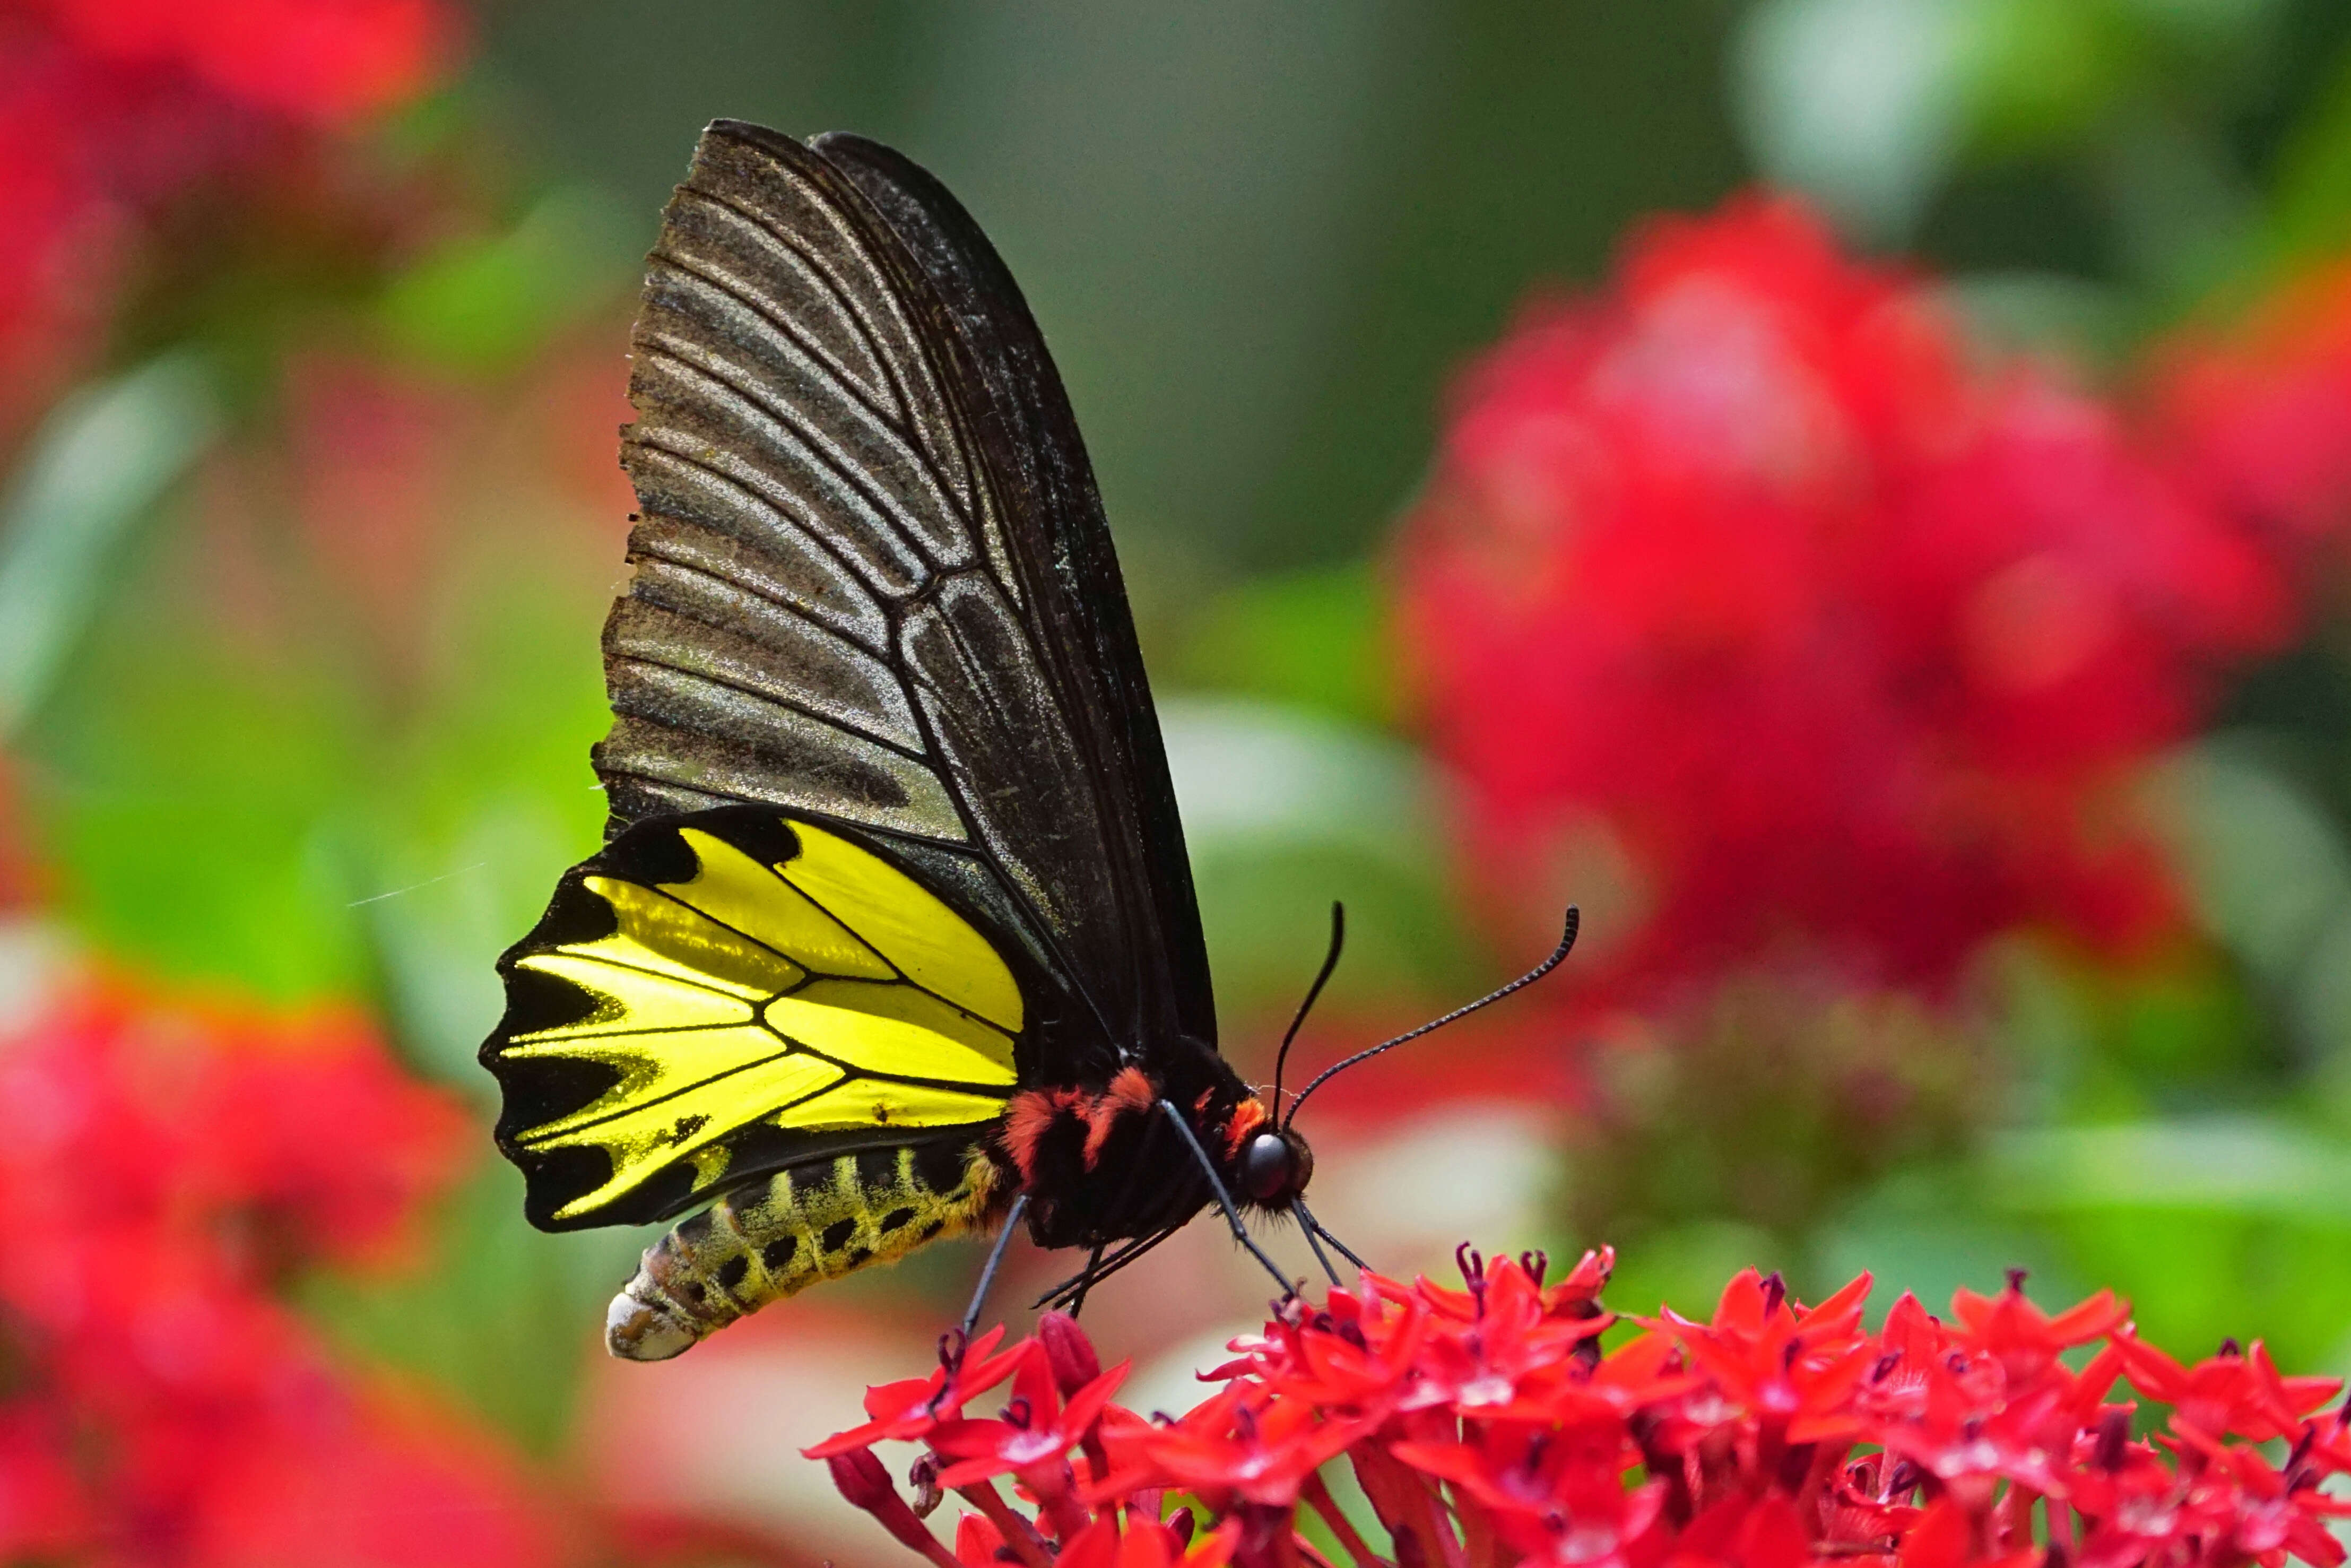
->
xmin=606 ymin=1137 xmax=1006 ymax=1361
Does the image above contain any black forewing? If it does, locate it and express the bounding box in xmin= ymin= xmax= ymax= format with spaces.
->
xmin=593 ymin=119 xmax=1216 ymax=1075
xmin=810 ymin=131 xmax=1217 ymax=1056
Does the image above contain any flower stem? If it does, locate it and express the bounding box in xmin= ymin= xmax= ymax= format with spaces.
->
xmin=959 ymin=1484 xmax=1056 ymax=1568
xmin=1030 ymin=1465 xmax=1095 ymax=1543
xmin=1300 ymin=1471 xmax=1388 ymax=1568
xmin=1447 ymin=1484 xmax=1501 ymax=1568
xmin=1347 ymin=1443 xmax=1459 ymax=1568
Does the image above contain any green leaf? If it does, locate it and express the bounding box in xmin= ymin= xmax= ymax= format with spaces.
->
xmin=1158 ymin=696 xmax=1475 ymax=1035
xmin=1989 ymin=1115 xmax=2351 ymax=1220
xmin=1175 ymin=561 xmax=1396 ymax=730
xmin=2267 ymin=30 xmax=2351 ymax=259
xmin=0 ymin=354 xmax=221 ymax=737
xmin=28 ymin=590 xmax=374 ymax=1001
xmin=375 ymin=186 xmax=634 ymax=376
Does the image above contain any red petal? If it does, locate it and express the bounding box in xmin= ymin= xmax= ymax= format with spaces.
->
xmin=2042 ymin=1288 xmax=2130 ymax=1345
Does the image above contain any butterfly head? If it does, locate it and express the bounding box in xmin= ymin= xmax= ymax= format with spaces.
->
xmin=1238 ymin=1121 xmax=1313 ymax=1209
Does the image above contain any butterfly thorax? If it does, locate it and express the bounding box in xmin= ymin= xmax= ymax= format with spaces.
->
xmin=1000 ymin=1053 xmax=1285 ymax=1250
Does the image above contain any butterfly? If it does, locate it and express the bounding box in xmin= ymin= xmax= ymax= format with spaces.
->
xmin=480 ymin=121 xmax=1575 ymax=1361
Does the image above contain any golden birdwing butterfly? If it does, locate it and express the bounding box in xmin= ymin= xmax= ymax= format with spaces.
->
xmin=480 ymin=122 xmax=1575 ymax=1359
xmin=480 ymin=122 xmax=1317 ymax=1361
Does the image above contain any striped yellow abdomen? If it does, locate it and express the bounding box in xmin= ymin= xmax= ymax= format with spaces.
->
xmin=606 ymin=1138 xmax=1005 ymax=1360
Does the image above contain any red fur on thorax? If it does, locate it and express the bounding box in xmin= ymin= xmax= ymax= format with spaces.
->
xmin=1222 ymin=1096 xmax=1268 ymax=1157
xmin=1082 ymin=1067 xmax=1155 ymax=1166
xmin=1002 ymin=1089 xmax=1067 ymax=1182
xmin=1004 ymin=1067 xmax=1161 ymax=1182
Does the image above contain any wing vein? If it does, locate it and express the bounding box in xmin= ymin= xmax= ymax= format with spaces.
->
xmin=759 ymin=899 xmax=1023 ymax=1044
xmin=612 ymin=649 xmax=932 ymax=767
xmin=525 ymin=950 xmax=757 ymax=999
xmin=681 ymin=184 xmax=970 ymax=526
xmin=627 ymin=440 xmax=921 ymax=616
xmin=628 ymin=540 xmax=894 ymax=665
xmin=648 ymin=239 xmax=978 ymax=533
xmin=771 ymin=1048 xmax=1014 ymax=1097
xmin=638 ymin=344 xmax=953 ymax=579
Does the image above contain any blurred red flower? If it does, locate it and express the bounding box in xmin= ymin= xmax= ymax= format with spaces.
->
xmin=817 ymin=1249 xmax=2351 ymax=1568
xmin=2151 ymin=258 xmax=2351 ymax=590
xmin=0 ymin=979 xmax=567 ymax=1568
xmin=1395 ymin=195 xmax=2288 ymax=994
xmin=0 ymin=0 xmax=462 ymax=433
xmin=27 ymin=0 xmax=456 ymax=125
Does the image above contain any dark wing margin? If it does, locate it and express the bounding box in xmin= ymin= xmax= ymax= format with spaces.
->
xmin=593 ymin=120 xmax=1216 ymax=1060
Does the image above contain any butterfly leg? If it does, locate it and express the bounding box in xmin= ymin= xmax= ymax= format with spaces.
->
xmin=1295 ymin=1211 xmax=1343 ymax=1285
xmin=1033 ymin=1225 xmax=1178 ymax=1310
xmin=959 ymin=1191 xmax=1029 ymax=1342
xmin=1064 ymin=1244 xmax=1108 ymax=1316
xmin=1290 ymin=1198 xmax=1368 ymax=1274
xmin=1157 ymin=1100 xmax=1298 ymax=1298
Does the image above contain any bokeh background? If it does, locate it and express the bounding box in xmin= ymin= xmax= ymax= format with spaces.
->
xmin=9 ymin=0 xmax=2351 ymax=1560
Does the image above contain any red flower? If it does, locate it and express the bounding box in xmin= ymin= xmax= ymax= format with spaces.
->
xmin=1395 ymin=1252 xmax=1614 ymax=1417
xmin=929 ymin=1339 xmax=1132 ymax=1492
xmin=1653 ymin=1268 xmax=1874 ymax=1444
xmin=1131 ymin=1382 xmax=1366 ymax=1509
xmin=2150 ymin=258 xmax=2351 ymax=577
xmin=1396 ymin=194 xmax=2287 ymax=994
xmin=0 ymin=978 xmax=563 ymax=1567
xmin=819 ymin=1245 xmax=2351 ymax=1568
xmin=0 ymin=0 xmax=462 ymax=435
xmin=28 ymin=0 xmax=459 ymax=124
xmin=1055 ymin=1515 xmax=1240 ymax=1568
xmin=0 ymin=1399 xmax=88 ymax=1558
xmin=2113 ymin=1334 xmax=2343 ymax=1445
xmin=1949 ymin=1274 xmax=2129 ymax=1388
xmin=804 ymin=1325 xmax=1029 ymax=1457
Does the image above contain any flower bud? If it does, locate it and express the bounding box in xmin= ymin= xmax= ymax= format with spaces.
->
xmin=827 ymin=1448 xmax=943 ymax=1556
xmin=828 ymin=1446 xmax=896 ymax=1509
xmin=1038 ymin=1310 xmax=1100 ymax=1398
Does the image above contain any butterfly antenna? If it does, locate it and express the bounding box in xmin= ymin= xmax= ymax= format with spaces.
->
xmin=1282 ymin=907 xmax=1579 ymax=1131
xmin=1271 ymin=903 xmax=1346 ymax=1115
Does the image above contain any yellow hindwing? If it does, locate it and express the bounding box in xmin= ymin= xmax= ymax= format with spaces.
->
xmin=497 ymin=818 xmax=1022 ymax=1222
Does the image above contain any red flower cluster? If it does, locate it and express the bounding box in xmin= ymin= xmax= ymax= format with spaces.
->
xmin=1394 ymin=196 xmax=2288 ymax=993
xmin=0 ymin=980 xmax=564 ymax=1566
xmin=814 ymin=1249 xmax=2351 ymax=1568
xmin=21 ymin=0 xmax=457 ymax=125
xmin=2151 ymin=259 xmax=2351 ymax=590
xmin=0 ymin=0 xmax=461 ymax=431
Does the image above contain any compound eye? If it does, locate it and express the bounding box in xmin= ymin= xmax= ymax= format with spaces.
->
xmin=1240 ymin=1131 xmax=1295 ymax=1203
